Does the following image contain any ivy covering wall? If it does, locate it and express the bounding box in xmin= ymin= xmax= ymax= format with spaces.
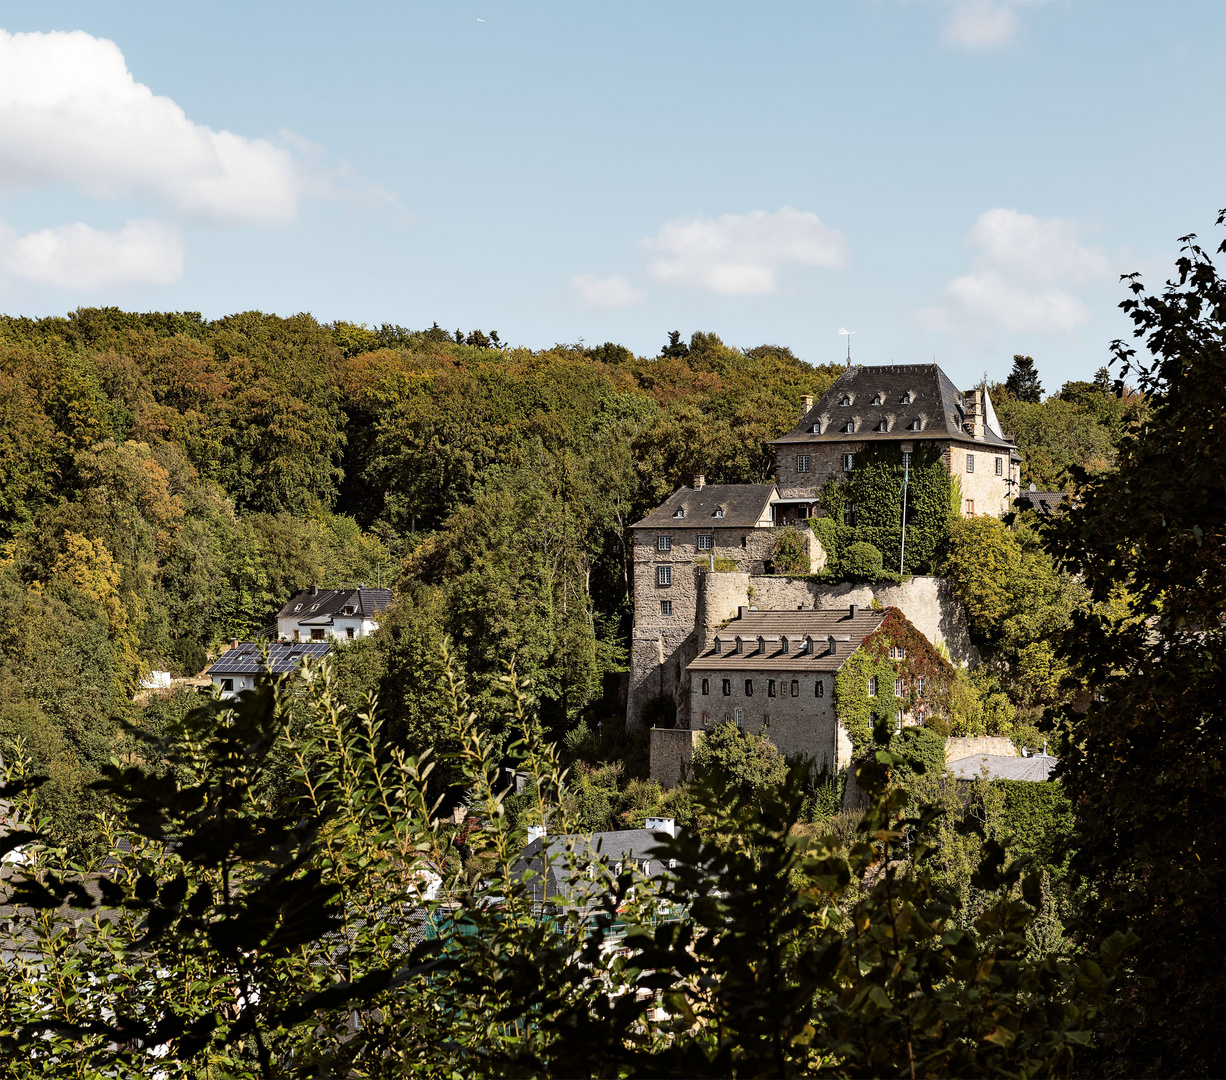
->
xmin=833 ymin=606 xmax=955 ymax=755
xmin=813 ymin=442 xmax=953 ymax=575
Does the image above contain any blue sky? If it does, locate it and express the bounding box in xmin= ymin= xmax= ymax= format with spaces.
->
xmin=1 ymin=1 xmax=1222 ymax=389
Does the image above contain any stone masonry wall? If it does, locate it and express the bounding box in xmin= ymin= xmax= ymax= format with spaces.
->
xmin=649 ymin=728 xmax=704 ymax=788
xmin=944 ymin=736 xmax=1020 ymax=762
xmin=946 ymin=444 xmax=1016 ymax=517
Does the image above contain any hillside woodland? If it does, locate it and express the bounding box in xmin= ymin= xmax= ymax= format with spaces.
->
xmin=0 ymin=218 xmax=1220 ymax=1077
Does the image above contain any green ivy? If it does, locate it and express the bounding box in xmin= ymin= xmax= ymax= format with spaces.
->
xmin=998 ymin=778 xmax=1075 ymax=874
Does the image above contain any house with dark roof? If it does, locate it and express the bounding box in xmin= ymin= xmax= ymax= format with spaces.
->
xmin=770 ymin=363 xmax=1021 ymax=520
xmin=276 ymin=586 xmax=392 ymax=643
xmin=683 ymin=603 xmax=946 ymax=770
xmin=207 ymin=641 xmax=332 ymax=698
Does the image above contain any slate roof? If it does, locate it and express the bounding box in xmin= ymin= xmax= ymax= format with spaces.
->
xmin=1015 ymin=491 xmax=1068 ymax=517
xmin=277 ymin=587 xmax=393 ymax=626
xmin=515 ymin=828 xmax=674 ymax=908
xmin=687 ymin=607 xmax=888 ymax=673
xmin=209 ymin=641 xmax=332 ymax=676
xmin=949 ymin=754 xmax=1058 ymax=782
xmin=771 ymin=363 xmax=1017 ymax=451
xmin=630 ymin=483 xmax=776 ymax=530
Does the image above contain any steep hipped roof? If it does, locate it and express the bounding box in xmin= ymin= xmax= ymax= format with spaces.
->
xmin=771 ymin=363 xmax=1016 ymax=450
xmin=687 ymin=607 xmax=887 ymax=673
xmin=277 ymin=587 xmax=393 ymax=625
xmin=209 ymin=641 xmax=332 ymax=676
xmin=949 ymin=754 xmax=1058 ymax=782
xmin=630 ymin=483 xmax=776 ymax=530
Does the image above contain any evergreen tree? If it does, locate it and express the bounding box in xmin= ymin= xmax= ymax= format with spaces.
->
xmin=1004 ymin=353 xmax=1044 ymax=402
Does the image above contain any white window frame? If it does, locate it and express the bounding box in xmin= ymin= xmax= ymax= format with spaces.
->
xmin=996 ymin=456 xmax=1003 ymax=476
xmin=902 ymin=451 xmax=911 ymax=468
xmin=867 ymin=676 xmax=878 ymax=698
xmin=657 ymin=565 xmax=672 ymax=586
xmin=796 ymin=454 xmax=810 ymax=473
xmin=657 ymin=535 xmax=671 ymax=551
xmin=842 ymin=453 xmax=855 ymax=472
xmin=966 ymin=453 xmax=975 ymax=474
xmin=660 ymin=600 xmax=672 ymax=616
xmin=697 ymin=535 xmax=713 ymax=551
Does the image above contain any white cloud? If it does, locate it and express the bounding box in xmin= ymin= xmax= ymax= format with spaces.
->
xmin=1 ymin=29 xmax=292 ymax=225
xmin=941 ymin=2 xmax=1020 ymax=50
xmin=571 ymin=273 xmax=645 ymax=309
xmin=918 ymin=208 xmax=1113 ymax=334
xmin=642 ymin=207 xmax=846 ymax=296
xmin=1 ymin=218 xmax=185 ymax=289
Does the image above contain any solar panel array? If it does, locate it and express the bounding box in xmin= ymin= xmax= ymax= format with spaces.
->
xmin=212 ymin=642 xmax=332 ymax=674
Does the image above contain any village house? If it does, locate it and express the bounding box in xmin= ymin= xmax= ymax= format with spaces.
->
xmin=207 ymin=641 xmax=333 ymax=698
xmin=276 ymin=585 xmax=392 ymax=642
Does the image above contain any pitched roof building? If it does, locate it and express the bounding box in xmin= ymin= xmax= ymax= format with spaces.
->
xmin=276 ymin=586 xmax=392 ymax=642
xmin=207 ymin=641 xmax=332 ymax=698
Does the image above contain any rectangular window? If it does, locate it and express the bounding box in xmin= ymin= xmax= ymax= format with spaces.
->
xmin=346 ymin=627 xmax=355 ymax=639
xmin=902 ymin=451 xmax=911 ymax=468
xmin=221 ymin=678 xmax=234 ymax=693
xmin=843 ymin=503 xmax=856 ymax=527
xmin=722 ymin=679 xmax=732 ymax=696
xmin=842 ymin=453 xmax=855 ymax=472
xmin=995 ymin=456 xmax=1003 ymax=476
xmin=791 ymin=679 xmax=800 ymax=697
xmin=657 ymin=565 xmax=672 ymax=586
xmin=895 ymin=677 xmax=903 ymax=696
xmin=702 ymin=711 xmax=711 ymax=727
xmin=734 ymin=709 xmax=744 ymax=728
xmin=966 ymin=454 xmax=975 ymax=473
xmin=701 ymin=678 xmax=709 ymax=695
xmin=815 ymin=679 xmax=824 ymax=698
xmin=660 ymin=600 xmax=672 ymax=616
xmin=697 ymin=535 xmax=713 ymax=551
xmin=797 ymin=455 xmax=810 ymax=473
xmin=744 ymin=679 xmax=754 ymax=697
xmin=867 ymin=676 xmax=878 ymax=697
xmin=311 ymin=628 xmax=326 ymax=641
xmin=768 ymin=679 xmax=777 ymax=698
xmin=965 ymin=499 xmax=975 ymax=516
xmin=657 ymin=535 xmax=671 ymax=551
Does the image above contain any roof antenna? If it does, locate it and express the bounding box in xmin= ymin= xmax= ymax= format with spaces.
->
xmin=838 ymin=328 xmax=856 ymax=367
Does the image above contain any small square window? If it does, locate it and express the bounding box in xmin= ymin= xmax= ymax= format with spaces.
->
xmin=701 ymin=678 xmax=709 ymax=695
xmin=657 ymin=535 xmax=671 ymax=551
xmin=995 ymin=456 xmax=1003 ymax=476
xmin=811 ymin=423 xmax=821 ymax=434
xmin=768 ymin=679 xmax=777 ymax=698
xmin=714 ymin=508 xmax=724 ymax=518
xmin=815 ymin=679 xmax=824 ymax=698
xmin=791 ymin=680 xmax=799 ymax=697
xmin=657 ymin=565 xmax=672 ymax=586
xmin=660 ymin=600 xmax=672 ymax=616
xmin=966 ymin=454 xmax=975 ymax=474
xmin=221 ymin=678 xmax=234 ymax=693
xmin=744 ymin=679 xmax=754 ymax=697
xmin=722 ymin=679 xmax=731 ymax=696
xmin=842 ymin=453 xmax=855 ymax=472
xmin=797 ymin=454 xmax=810 ymax=473
xmin=697 ymin=535 xmax=713 ymax=551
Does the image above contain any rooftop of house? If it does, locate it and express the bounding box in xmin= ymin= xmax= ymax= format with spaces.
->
xmin=516 ymin=827 xmax=677 ymax=907
xmin=771 ymin=363 xmax=1017 ymax=451
xmin=1015 ymin=490 xmax=1068 ymax=517
xmin=687 ymin=605 xmax=888 ymax=672
xmin=630 ymin=482 xmax=776 ymax=530
xmin=208 ymin=641 xmax=332 ymax=676
xmin=949 ymin=753 xmax=1058 ymax=782
xmin=277 ymin=586 xmax=393 ymax=625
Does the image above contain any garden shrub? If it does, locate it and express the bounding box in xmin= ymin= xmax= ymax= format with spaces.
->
xmin=998 ymin=778 xmax=1074 ymax=873
xmin=887 ymin=725 xmax=948 ymax=783
xmin=770 ymin=527 xmax=810 ymax=574
xmin=844 ymin=541 xmax=883 ymax=579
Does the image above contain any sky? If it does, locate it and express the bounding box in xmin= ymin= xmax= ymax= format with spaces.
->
xmin=1 ymin=1 xmax=1222 ymax=389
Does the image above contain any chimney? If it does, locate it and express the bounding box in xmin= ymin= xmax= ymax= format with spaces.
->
xmin=800 ymin=394 xmax=814 ymax=419
xmin=645 ymin=816 xmax=676 ymax=838
xmin=311 ymin=583 xmax=319 ymax=595
xmin=229 ymin=638 xmax=238 ymax=651
xmin=964 ymin=388 xmax=985 ymax=439
xmin=693 ymin=474 xmax=706 ymax=490
xmin=737 ymin=605 xmax=747 ymax=619
xmin=848 ymin=603 xmax=857 ymax=620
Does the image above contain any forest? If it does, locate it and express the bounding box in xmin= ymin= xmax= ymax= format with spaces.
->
xmin=0 ymin=221 xmax=1220 ymax=1078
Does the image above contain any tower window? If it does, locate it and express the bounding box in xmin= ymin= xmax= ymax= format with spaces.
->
xmin=966 ymin=454 xmax=975 ymax=474
xmin=697 ymin=535 xmax=713 ymax=551
xmin=815 ymin=679 xmax=825 ymax=698
xmin=701 ymin=678 xmax=709 ymax=695
xmin=657 ymin=566 xmax=672 ymax=586
xmin=797 ymin=455 xmax=810 ymax=473
xmin=657 ymin=535 xmax=671 ymax=551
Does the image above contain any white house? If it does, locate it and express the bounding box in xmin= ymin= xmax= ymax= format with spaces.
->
xmin=275 ymin=586 xmax=392 ymax=643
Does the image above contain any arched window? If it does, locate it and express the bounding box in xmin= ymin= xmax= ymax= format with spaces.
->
xmin=840 ymin=394 xmax=851 ymax=406
xmin=871 ymin=393 xmax=882 ymax=405
xmin=901 ymin=391 xmax=912 ymax=404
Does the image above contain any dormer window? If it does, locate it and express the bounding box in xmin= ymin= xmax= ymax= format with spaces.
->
xmin=839 ymin=394 xmax=851 ymax=406
xmin=874 ymin=419 xmax=888 ymax=433
xmin=908 ymin=418 xmax=922 ymax=431
xmin=871 ymin=393 xmax=882 ymax=405
xmin=801 ymin=635 xmax=812 ymax=654
xmin=827 ymin=636 xmax=837 ymax=656
xmin=811 ymin=423 xmax=821 ymax=434
xmin=757 ymin=636 xmax=766 ymax=653
xmin=673 ymin=508 xmax=685 ymax=518
xmin=780 ymin=636 xmax=789 ymax=654
xmin=901 ymin=391 xmax=912 ymax=404
xmin=713 ymin=637 xmax=722 ymax=654
xmin=843 ymin=421 xmax=855 ymax=433
xmin=714 ymin=508 xmax=724 ymax=518
xmin=342 ymin=606 xmax=356 ymax=615
xmin=734 ymin=636 xmax=743 ymax=653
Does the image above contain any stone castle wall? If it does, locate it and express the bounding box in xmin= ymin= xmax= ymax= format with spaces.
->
xmin=649 ymin=728 xmax=704 ymax=788
xmin=944 ymin=735 xmax=1020 ymax=762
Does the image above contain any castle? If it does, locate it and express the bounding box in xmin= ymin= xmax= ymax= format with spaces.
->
xmin=627 ymin=363 xmax=1018 ymax=780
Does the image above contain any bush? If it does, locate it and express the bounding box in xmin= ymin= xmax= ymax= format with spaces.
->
xmin=844 ymin=541 xmax=883 ymax=579
xmin=887 ymin=725 xmax=948 ymax=783
xmin=998 ymin=779 xmax=1074 ymax=873
xmin=770 ymin=528 xmax=810 ymax=574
